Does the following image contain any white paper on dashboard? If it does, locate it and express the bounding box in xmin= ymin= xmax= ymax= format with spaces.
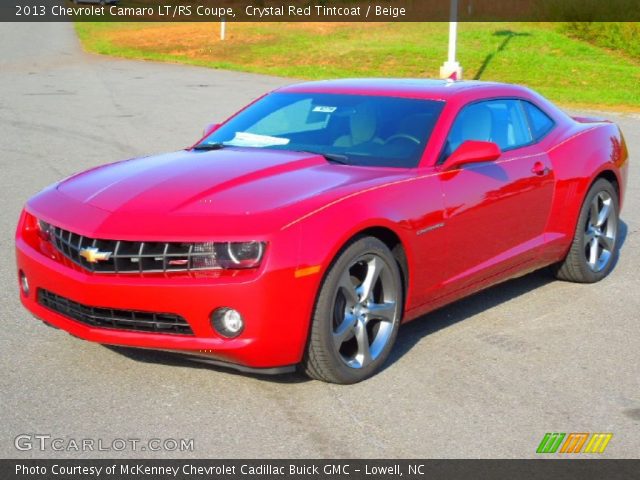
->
xmin=226 ymin=132 xmax=291 ymax=147
xmin=313 ymin=106 xmax=337 ymax=113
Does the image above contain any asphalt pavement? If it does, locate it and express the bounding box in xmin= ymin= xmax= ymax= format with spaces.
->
xmin=1 ymin=22 xmax=639 ymax=458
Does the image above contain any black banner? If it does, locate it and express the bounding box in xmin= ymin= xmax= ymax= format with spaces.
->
xmin=3 ymin=459 xmax=640 ymax=480
xmin=4 ymin=0 xmax=640 ymax=22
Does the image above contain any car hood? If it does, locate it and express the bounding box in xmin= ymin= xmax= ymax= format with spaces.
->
xmin=57 ymin=148 xmax=357 ymax=214
xmin=29 ymin=148 xmax=406 ymax=239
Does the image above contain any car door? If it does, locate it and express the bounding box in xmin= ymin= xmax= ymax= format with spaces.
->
xmin=437 ymin=98 xmax=555 ymax=293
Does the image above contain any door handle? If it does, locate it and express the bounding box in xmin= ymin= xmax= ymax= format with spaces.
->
xmin=531 ymin=161 xmax=550 ymax=176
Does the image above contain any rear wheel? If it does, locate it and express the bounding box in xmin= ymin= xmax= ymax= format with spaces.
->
xmin=303 ymin=237 xmax=403 ymax=384
xmin=553 ymin=178 xmax=619 ymax=283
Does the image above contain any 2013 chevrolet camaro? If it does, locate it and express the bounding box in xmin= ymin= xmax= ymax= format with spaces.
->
xmin=16 ymin=79 xmax=628 ymax=383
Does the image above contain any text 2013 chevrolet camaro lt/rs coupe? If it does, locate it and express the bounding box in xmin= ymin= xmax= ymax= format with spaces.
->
xmin=16 ymin=79 xmax=628 ymax=383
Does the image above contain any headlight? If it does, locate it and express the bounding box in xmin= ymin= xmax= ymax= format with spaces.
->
xmin=191 ymin=241 xmax=265 ymax=270
xmin=226 ymin=242 xmax=264 ymax=268
xmin=23 ymin=212 xmax=52 ymax=242
xmin=37 ymin=219 xmax=53 ymax=241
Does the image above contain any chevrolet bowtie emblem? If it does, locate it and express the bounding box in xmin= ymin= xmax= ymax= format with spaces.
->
xmin=79 ymin=247 xmax=112 ymax=263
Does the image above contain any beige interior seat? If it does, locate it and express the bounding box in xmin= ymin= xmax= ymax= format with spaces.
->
xmin=447 ymin=103 xmax=493 ymax=154
xmin=460 ymin=104 xmax=493 ymax=143
xmin=333 ymin=102 xmax=382 ymax=148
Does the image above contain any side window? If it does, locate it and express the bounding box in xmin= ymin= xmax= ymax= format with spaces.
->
xmin=248 ymin=98 xmax=329 ymax=136
xmin=522 ymin=101 xmax=555 ymax=141
xmin=444 ymin=99 xmax=533 ymax=158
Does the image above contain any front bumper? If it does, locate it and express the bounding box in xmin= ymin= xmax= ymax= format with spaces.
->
xmin=15 ymin=232 xmax=317 ymax=370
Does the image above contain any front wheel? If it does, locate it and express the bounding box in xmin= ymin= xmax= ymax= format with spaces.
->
xmin=303 ymin=237 xmax=403 ymax=384
xmin=553 ymin=178 xmax=619 ymax=283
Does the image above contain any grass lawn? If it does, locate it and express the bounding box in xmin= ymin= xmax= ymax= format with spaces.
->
xmin=75 ymin=22 xmax=640 ymax=111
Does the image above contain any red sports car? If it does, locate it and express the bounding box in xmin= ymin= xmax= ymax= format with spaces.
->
xmin=15 ymin=79 xmax=628 ymax=383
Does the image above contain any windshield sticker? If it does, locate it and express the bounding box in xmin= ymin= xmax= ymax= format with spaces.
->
xmin=226 ymin=132 xmax=291 ymax=147
xmin=312 ymin=106 xmax=337 ymax=113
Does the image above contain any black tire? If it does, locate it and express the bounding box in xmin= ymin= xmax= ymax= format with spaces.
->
xmin=552 ymin=178 xmax=619 ymax=283
xmin=303 ymin=237 xmax=403 ymax=384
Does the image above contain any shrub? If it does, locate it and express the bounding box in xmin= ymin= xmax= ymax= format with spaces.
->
xmin=560 ymin=22 xmax=640 ymax=60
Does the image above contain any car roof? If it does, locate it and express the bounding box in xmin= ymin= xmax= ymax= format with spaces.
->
xmin=276 ymin=78 xmax=530 ymax=102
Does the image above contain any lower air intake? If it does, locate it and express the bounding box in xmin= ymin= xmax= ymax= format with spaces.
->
xmin=37 ymin=289 xmax=193 ymax=335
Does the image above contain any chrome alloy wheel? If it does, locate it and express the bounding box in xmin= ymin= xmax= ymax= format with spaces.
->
xmin=584 ymin=191 xmax=617 ymax=272
xmin=332 ymin=254 xmax=399 ymax=369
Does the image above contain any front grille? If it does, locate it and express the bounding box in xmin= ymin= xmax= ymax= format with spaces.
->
xmin=50 ymin=225 xmax=213 ymax=274
xmin=38 ymin=289 xmax=193 ymax=335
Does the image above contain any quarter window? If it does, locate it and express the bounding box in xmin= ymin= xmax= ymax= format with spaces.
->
xmin=522 ymin=101 xmax=555 ymax=141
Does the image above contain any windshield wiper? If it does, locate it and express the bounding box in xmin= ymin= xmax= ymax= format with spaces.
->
xmin=298 ymin=150 xmax=351 ymax=165
xmin=192 ymin=142 xmax=225 ymax=151
xmin=193 ymin=144 xmax=350 ymax=165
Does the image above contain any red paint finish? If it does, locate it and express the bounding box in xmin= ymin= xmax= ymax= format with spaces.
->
xmin=15 ymin=79 xmax=628 ymax=371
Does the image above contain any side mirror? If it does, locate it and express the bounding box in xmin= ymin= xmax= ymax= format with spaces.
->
xmin=202 ymin=123 xmax=221 ymax=137
xmin=442 ymin=140 xmax=501 ymax=171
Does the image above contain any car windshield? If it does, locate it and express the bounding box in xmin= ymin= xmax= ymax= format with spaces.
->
xmin=197 ymin=92 xmax=445 ymax=168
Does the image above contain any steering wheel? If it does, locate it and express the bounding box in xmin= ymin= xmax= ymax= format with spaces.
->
xmin=385 ymin=134 xmax=421 ymax=145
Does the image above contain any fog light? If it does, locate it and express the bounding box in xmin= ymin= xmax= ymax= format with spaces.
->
xmin=211 ymin=308 xmax=244 ymax=338
xmin=19 ymin=271 xmax=29 ymax=296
